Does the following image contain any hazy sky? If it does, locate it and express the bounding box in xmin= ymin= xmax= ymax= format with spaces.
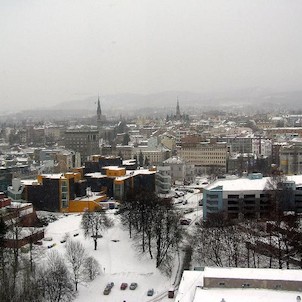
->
xmin=1 ymin=0 xmax=302 ymax=111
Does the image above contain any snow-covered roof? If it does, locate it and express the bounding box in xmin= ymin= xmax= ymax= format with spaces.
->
xmin=5 ymin=227 xmax=44 ymax=240
xmin=193 ymin=287 xmax=301 ymax=302
xmin=40 ymin=173 xmax=64 ymax=179
xmin=176 ymin=269 xmax=302 ymax=302
xmin=102 ymin=166 xmax=125 ymax=171
xmin=21 ymin=179 xmax=39 ymax=186
xmin=85 ymin=172 xmax=106 ymax=179
xmin=203 ymin=266 xmax=302 ymax=282
xmin=206 ymin=174 xmax=302 ymax=192
xmin=163 ymin=156 xmax=184 ymax=164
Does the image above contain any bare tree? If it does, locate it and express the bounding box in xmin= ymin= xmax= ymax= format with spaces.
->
xmin=81 ymin=208 xmax=113 ymax=250
xmin=19 ymin=261 xmax=44 ymax=302
xmin=83 ymin=256 xmax=100 ymax=281
xmin=40 ymin=251 xmax=75 ymax=302
xmin=154 ymin=202 xmax=182 ymax=268
xmin=120 ymin=190 xmax=182 ymax=270
xmin=65 ymin=239 xmax=87 ymax=291
xmin=264 ymin=174 xmax=292 ymax=268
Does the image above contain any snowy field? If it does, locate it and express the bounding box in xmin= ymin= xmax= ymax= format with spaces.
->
xmin=38 ymin=186 xmax=302 ymax=302
xmin=42 ymin=212 xmax=179 ymax=302
xmin=38 ymin=189 xmax=203 ymax=302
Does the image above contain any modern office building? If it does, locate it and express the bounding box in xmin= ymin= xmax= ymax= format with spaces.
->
xmin=178 ymin=141 xmax=228 ymax=171
xmin=203 ymin=173 xmax=302 ymax=221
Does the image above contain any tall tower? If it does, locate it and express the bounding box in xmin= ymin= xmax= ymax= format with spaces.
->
xmin=176 ymin=97 xmax=181 ymax=120
xmin=97 ymin=96 xmax=103 ymax=139
xmin=97 ymin=96 xmax=102 ymax=124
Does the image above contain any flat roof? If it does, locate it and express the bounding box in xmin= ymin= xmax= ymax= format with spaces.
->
xmin=102 ymin=166 xmax=125 ymax=171
xmin=175 ymin=269 xmax=302 ymax=302
xmin=85 ymin=172 xmax=106 ymax=179
xmin=193 ymin=287 xmax=301 ymax=302
xmin=206 ymin=174 xmax=302 ymax=192
xmin=203 ymin=266 xmax=302 ymax=282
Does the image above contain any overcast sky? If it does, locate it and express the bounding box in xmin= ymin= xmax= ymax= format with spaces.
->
xmin=1 ymin=0 xmax=302 ymax=111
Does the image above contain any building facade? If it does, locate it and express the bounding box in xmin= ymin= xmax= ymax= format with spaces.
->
xmin=64 ymin=127 xmax=99 ymax=163
xmin=203 ymin=173 xmax=302 ymax=221
xmin=178 ymin=142 xmax=228 ymax=170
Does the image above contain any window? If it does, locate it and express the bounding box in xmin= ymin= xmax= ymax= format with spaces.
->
xmin=275 ymin=284 xmax=281 ymax=289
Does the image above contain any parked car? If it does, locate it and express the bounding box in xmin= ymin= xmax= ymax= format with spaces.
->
xmin=103 ymin=287 xmax=111 ymax=295
xmin=180 ymin=218 xmax=192 ymax=225
xmin=120 ymin=283 xmax=128 ymax=290
xmin=182 ymin=199 xmax=188 ymax=205
xmin=129 ymin=282 xmax=138 ymax=290
xmin=147 ymin=288 xmax=154 ymax=296
xmin=106 ymin=282 xmax=114 ymax=290
xmin=168 ymin=288 xmax=175 ymax=298
xmin=184 ymin=208 xmax=194 ymax=214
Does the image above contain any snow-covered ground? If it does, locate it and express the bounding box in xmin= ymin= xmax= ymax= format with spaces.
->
xmin=36 ymin=190 xmax=203 ymax=302
xmin=42 ymin=212 xmax=180 ymax=302
xmin=37 ymin=187 xmax=302 ymax=302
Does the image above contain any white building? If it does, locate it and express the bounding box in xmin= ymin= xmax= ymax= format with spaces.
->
xmin=175 ymin=267 xmax=302 ymax=302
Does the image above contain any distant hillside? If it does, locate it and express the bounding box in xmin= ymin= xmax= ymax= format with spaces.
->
xmin=4 ymin=89 xmax=302 ymax=121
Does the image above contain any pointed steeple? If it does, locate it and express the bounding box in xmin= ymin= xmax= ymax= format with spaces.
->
xmin=176 ymin=97 xmax=181 ymax=120
xmin=97 ymin=95 xmax=102 ymax=118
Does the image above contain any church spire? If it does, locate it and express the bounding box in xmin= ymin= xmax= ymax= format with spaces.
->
xmin=97 ymin=95 xmax=102 ymax=118
xmin=176 ymin=97 xmax=181 ymax=120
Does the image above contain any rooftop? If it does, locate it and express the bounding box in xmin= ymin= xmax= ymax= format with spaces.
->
xmin=206 ymin=174 xmax=302 ymax=192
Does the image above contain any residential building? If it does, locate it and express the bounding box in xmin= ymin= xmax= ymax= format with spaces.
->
xmin=264 ymin=127 xmax=302 ymax=139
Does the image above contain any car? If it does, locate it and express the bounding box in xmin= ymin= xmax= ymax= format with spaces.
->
xmin=199 ymin=199 xmax=203 ymax=206
xmin=120 ymin=282 xmax=128 ymax=290
xmin=103 ymin=287 xmax=111 ymax=295
xmin=182 ymin=199 xmax=188 ymax=205
xmin=147 ymin=288 xmax=154 ymax=296
xmin=180 ymin=218 xmax=192 ymax=225
xmin=184 ymin=208 xmax=193 ymax=214
xmin=129 ymin=282 xmax=137 ymax=290
xmin=106 ymin=282 xmax=114 ymax=289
